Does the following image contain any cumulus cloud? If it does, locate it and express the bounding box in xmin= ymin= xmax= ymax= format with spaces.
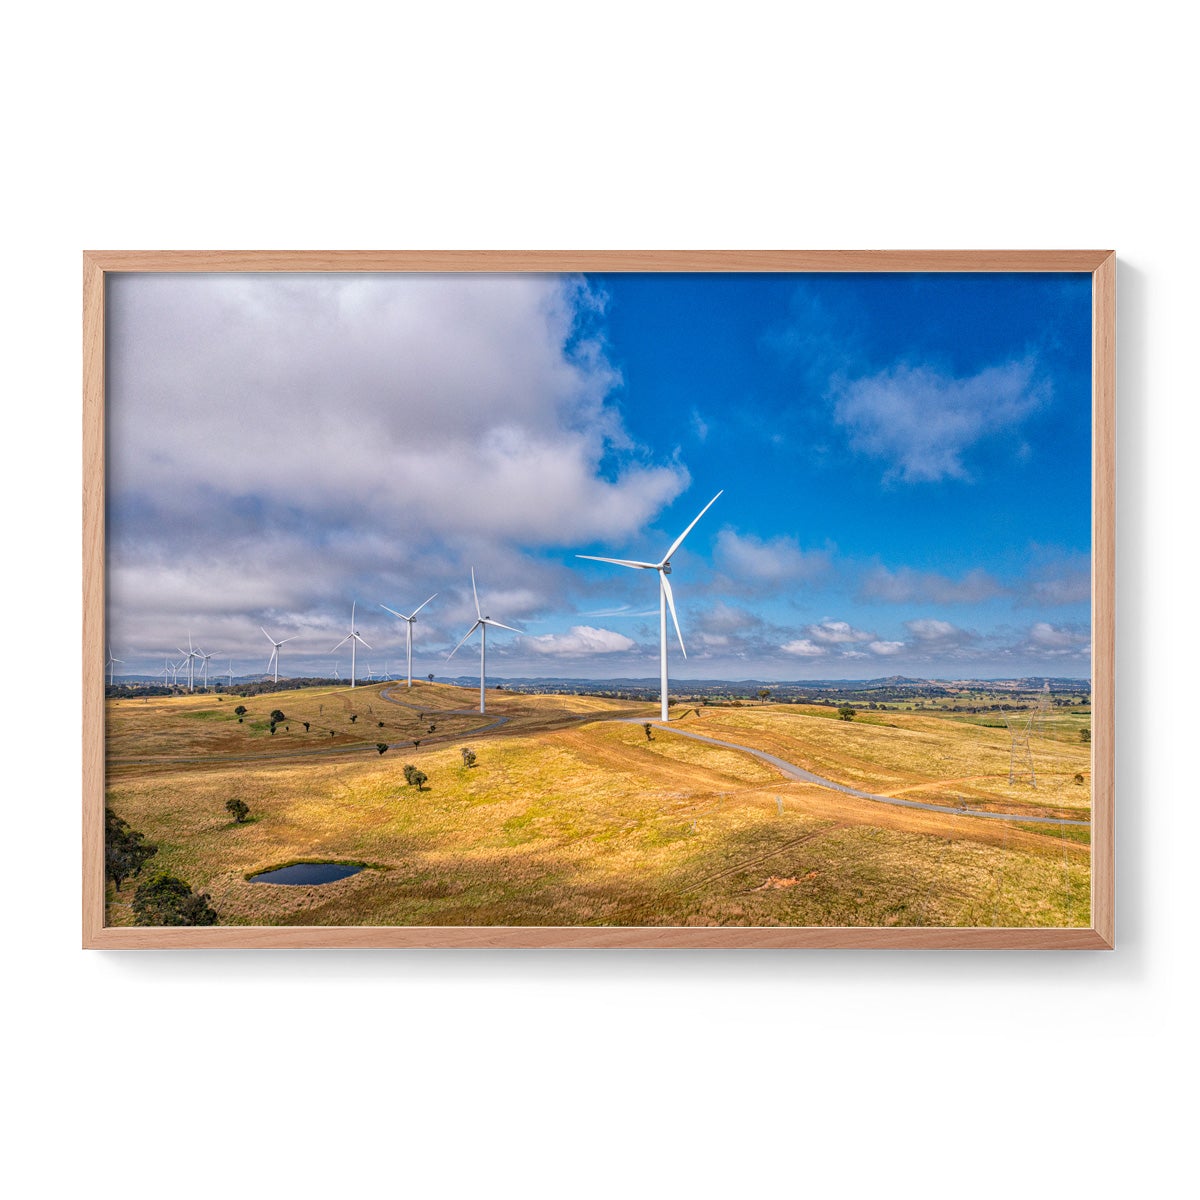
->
xmin=519 ymin=626 xmax=636 ymax=657
xmin=1023 ymin=552 xmax=1092 ymax=606
xmin=868 ymin=640 xmax=905 ymax=656
xmin=860 ymin=565 xmax=1003 ymax=604
xmin=714 ymin=529 xmax=831 ymax=586
xmin=780 ymin=638 xmax=826 ymax=657
xmin=905 ymin=618 xmax=975 ymax=646
xmin=833 ymin=358 xmax=1049 ymax=483
xmin=805 ymin=619 xmax=874 ymax=644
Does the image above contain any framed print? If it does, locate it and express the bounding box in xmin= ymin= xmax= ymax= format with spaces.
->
xmin=83 ymin=250 xmax=1114 ymax=948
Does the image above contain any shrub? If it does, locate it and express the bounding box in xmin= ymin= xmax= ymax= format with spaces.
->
xmin=837 ymin=705 xmax=856 ymax=721
xmin=403 ymin=764 xmax=417 ymax=785
xmin=1074 ymin=773 xmax=1085 ymax=784
xmin=349 ymin=714 xmax=358 ymax=724
xmin=1080 ymin=728 xmax=1091 ymax=743
xmin=132 ymin=873 xmax=218 ymax=926
xmin=269 ymin=709 xmax=286 ymax=724
xmin=377 ymin=743 xmax=388 ymax=755
xmin=234 ymin=705 xmax=247 ymax=717
xmin=225 ymin=798 xmax=250 ymax=824
xmin=643 ymin=722 xmax=654 ymax=741
xmin=461 ymin=747 xmax=477 ymax=767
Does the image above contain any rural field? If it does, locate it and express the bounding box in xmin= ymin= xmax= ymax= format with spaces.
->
xmin=104 ymin=682 xmax=1091 ymax=928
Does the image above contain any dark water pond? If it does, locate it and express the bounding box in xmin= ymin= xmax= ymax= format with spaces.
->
xmin=250 ymin=862 xmax=364 ymax=886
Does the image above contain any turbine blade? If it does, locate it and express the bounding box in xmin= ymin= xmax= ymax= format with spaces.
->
xmin=661 ymin=572 xmax=687 ymax=659
xmin=576 ymin=555 xmax=658 ymax=569
xmin=261 ymin=627 xmax=274 ymax=643
xmin=410 ymin=592 xmax=437 ymax=618
xmin=483 ymin=619 xmax=524 ymax=634
xmin=471 ymin=568 xmax=481 ymax=618
xmin=355 ymin=635 xmax=372 ymax=650
xmin=330 ymin=634 xmax=353 ymax=652
xmin=280 ymin=635 xmax=300 ymax=644
xmin=447 ymin=622 xmax=481 ymax=660
xmin=380 ymin=604 xmax=404 ymax=619
xmin=663 ymin=489 xmax=723 ymax=562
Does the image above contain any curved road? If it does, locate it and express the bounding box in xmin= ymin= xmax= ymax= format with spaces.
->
xmin=616 ymin=719 xmax=1091 ymax=828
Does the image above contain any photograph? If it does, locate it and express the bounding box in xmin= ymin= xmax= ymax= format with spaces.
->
xmin=89 ymin=253 xmax=1109 ymax=943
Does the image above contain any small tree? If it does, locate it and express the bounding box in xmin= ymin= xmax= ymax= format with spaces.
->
xmin=643 ymin=722 xmax=654 ymax=742
xmin=1080 ymin=727 xmax=1091 ymax=743
xmin=349 ymin=714 xmax=358 ymax=724
xmin=378 ymin=721 xmax=384 ymax=728
xmin=225 ymin=798 xmax=250 ymax=824
xmin=838 ymin=704 xmax=856 ymax=721
xmin=269 ymin=723 xmax=276 ymax=735
xmin=758 ymin=688 xmax=771 ymax=705
xmin=411 ymin=769 xmax=428 ymax=791
xmin=412 ymin=738 xmax=421 ymax=750
xmin=377 ymin=742 xmax=389 ymax=755
xmin=132 ymin=873 xmax=219 ymax=926
xmin=269 ymin=709 xmax=286 ymax=724
xmin=234 ymin=705 xmax=247 ymax=717
xmin=105 ymin=808 xmax=157 ymax=891
xmin=403 ymin=764 xmax=417 ymax=785
xmin=461 ymin=747 xmax=477 ymax=767
xmin=303 ymin=722 xmax=310 ymax=732
xmin=428 ymin=674 xmax=434 ymax=683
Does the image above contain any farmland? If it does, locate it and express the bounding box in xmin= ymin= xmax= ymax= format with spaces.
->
xmin=104 ymin=682 xmax=1091 ymax=928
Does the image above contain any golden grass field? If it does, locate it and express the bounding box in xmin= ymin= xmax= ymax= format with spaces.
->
xmin=104 ymin=683 xmax=1091 ymax=928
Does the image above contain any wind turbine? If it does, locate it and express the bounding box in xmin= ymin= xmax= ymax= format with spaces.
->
xmin=380 ymin=593 xmax=437 ymax=688
xmin=446 ymin=569 xmax=523 ymax=714
xmin=177 ymin=634 xmax=200 ymax=692
xmin=577 ymin=490 xmax=722 ymax=722
xmin=331 ymin=660 xmax=341 ymax=681
xmin=196 ymin=647 xmax=215 ymax=689
xmin=106 ymin=647 xmax=124 ymax=687
xmin=159 ymin=659 xmax=171 ymax=686
xmin=330 ymin=602 xmax=370 ymax=688
xmin=227 ymin=659 xmax=235 ymax=687
xmin=261 ymin=627 xmax=298 ymax=684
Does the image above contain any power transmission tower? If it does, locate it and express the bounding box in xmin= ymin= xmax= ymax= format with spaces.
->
xmin=1005 ymin=680 xmax=1052 ymax=787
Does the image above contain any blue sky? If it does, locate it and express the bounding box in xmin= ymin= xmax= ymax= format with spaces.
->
xmin=106 ymin=271 xmax=1092 ymax=681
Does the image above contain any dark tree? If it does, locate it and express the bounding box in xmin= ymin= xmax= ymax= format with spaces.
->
xmin=269 ymin=723 xmax=276 ymax=735
xmin=269 ymin=709 xmax=286 ymax=724
xmin=461 ymin=747 xmax=477 ymax=767
xmin=377 ymin=743 xmax=389 ymax=755
xmin=412 ymin=739 xmax=421 ymax=750
xmin=1080 ymin=728 xmax=1091 ymax=743
xmin=428 ymin=674 xmax=434 ymax=682
xmin=132 ymin=874 xmax=219 ymax=926
xmin=643 ymin=722 xmax=654 ymax=741
xmin=411 ymin=770 xmax=428 ymax=791
xmin=758 ymin=689 xmax=771 ymax=704
xmin=303 ymin=722 xmax=310 ymax=732
xmin=105 ymin=808 xmax=157 ymax=891
xmin=403 ymin=764 xmax=417 ymax=785
xmin=378 ymin=721 xmax=385 ymax=728
xmin=838 ymin=704 xmax=856 ymax=721
xmin=234 ymin=705 xmax=247 ymax=717
xmin=225 ymin=798 xmax=250 ymax=824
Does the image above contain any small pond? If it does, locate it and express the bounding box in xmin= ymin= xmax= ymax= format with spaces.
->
xmin=250 ymin=862 xmax=364 ymax=886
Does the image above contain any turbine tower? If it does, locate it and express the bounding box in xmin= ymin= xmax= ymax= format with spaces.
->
xmin=196 ymin=648 xmax=215 ymax=689
xmin=446 ymin=569 xmax=523 ymax=714
xmin=106 ymin=647 xmax=124 ymax=687
xmin=159 ymin=659 xmax=171 ymax=686
xmin=330 ymin=602 xmax=370 ymax=688
xmin=380 ymin=593 xmax=437 ymax=688
xmin=261 ymin=627 xmax=298 ymax=684
xmin=577 ymin=490 xmax=722 ymax=722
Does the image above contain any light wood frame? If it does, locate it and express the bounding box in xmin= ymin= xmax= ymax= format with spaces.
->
xmin=83 ymin=250 xmax=1115 ymax=949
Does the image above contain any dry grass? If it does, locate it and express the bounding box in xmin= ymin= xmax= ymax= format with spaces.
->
xmin=104 ymin=686 xmax=1091 ymax=929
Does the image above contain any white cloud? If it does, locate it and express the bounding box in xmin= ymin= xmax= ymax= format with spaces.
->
xmin=806 ymin=619 xmax=874 ymax=644
xmin=905 ymin=618 xmax=973 ymax=645
xmin=714 ymin=529 xmax=831 ymax=586
xmin=868 ymin=640 xmax=905 ymax=655
xmin=519 ymin=626 xmax=636 ymax=657
xmin=833 ymin=358 xmax=1049 ymax=483
xmin=860 ymin=565 xmax=1003 ymax=604
xmin=780 ymin=638 xmax=826 ymax=657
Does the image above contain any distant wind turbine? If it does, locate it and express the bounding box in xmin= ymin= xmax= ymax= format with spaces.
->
xmin=160 ymin=659 xmax=171 ymax=686
xmin=330 ymin=602 xmax=371 ymax=688
xmin=226 ymin=659 xmax=235 ymax=688
xmin=331 ymin=661 xmax=341 ymax=681
xmin=446 ymin=569 xmax=523 ymax=714
xmin=262 ymin=627 xmax=298 ymax=684
xmin=196 ymin=647 xmax=215 ymax=689
xmin=106 ymin=647 xmax=124 ymax=687
xmin=380 ymin=593 xmax=438 ymax=688
xmin=177 ymin=634 xmax=200 ymax=692
xmin=577 ymin=490 xmax=722 ymax=722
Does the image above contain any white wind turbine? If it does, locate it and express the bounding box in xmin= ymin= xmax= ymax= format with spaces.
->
xmin=330 ymin=660 xmax=341 ymax=681
xmin=380 ymin=593 xmax=438 ymax=688
xmin=196 ymin=647 xmax=215 ymax=689
xmin=578 ymin=490 xmax=722 ymax=722
xmin=177 ymin=634 xmax=200 ymax=692
xmin=159 ymin=659 xmax=171 ymax=686
xmin=106 ymin=647 xmax=124 ymax=687
xmin=330 ymin=602 xmax=371 ymax=688
xmin=227 ymin=659 xmax=235 ymax=688
xmin=446 ymin=569 xmax=523 ymax=714
xmin=261 ymin=627 xmax=298 ymax=684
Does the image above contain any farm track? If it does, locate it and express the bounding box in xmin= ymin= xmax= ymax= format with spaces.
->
xmin=677 ymin=824 xmax=850 ymax=893
xmin=616 ymin=720 xmax=1091 ymax=828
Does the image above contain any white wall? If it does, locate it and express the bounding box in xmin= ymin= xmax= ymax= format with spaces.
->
xmin=3 ymin=3 xmax=1192 ymax=1196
